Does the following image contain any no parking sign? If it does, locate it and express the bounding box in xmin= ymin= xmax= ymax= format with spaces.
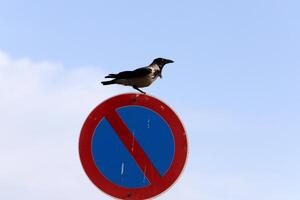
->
xmin=79 ymin=93 xmax=188 ymax=199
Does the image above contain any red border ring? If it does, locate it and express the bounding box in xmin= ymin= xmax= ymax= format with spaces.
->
xmin=79 ymin=93 xmax=188 ymax=199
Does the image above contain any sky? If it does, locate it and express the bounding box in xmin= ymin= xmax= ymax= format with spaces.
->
xmin=0 ymin=0 xmax=300 ymax=199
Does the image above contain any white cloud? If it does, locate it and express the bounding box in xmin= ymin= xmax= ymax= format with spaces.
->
xmin=0 ymin=51 xmax=119 ymax=199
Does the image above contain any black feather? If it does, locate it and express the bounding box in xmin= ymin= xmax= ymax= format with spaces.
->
xmin=101 ymin=80 xmax=116 ymax=85
xmin=112 ymin=67 xmax=151 ymax=79
xmin=105 ymin=74 xmax=117 ymax=78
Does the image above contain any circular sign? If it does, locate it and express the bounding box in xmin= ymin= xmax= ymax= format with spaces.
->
xmin=79 ymin=93 xmax=188 ymax=199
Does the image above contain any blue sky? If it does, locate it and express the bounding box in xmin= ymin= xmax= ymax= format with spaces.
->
xmin=0 ymin=1 xmax=300 ymax=199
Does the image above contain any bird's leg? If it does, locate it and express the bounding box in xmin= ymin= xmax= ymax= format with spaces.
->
xmin=133 ymin=86 xmax=146 ymax=94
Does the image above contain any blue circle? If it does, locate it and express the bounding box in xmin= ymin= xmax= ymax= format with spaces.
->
xmin=91 ymin=106 xmax=175 ymax=188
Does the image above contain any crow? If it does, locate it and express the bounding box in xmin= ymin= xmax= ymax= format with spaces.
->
xmin=101 ymin=58 xmax=174 ymax=94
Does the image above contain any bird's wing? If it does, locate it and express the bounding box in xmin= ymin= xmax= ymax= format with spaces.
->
xmin=115 ymin=67 xmax=151 ymax=79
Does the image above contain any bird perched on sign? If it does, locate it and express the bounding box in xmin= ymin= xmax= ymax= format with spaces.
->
xmin=101 ymin=58 xmax=174 ymax=94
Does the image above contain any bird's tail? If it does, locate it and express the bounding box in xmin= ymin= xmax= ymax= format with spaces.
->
xmin=105 ymin=74 xmax=117 ymax=78
xmin=101 ymin=80 xmax=116 ymax=85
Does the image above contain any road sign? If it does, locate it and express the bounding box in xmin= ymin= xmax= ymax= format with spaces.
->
xmin=79 ymin=93 xmax=188 ymax=199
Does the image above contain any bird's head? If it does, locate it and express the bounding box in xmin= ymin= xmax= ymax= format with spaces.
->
xmin=151 ymin=58 xmax=174 ymax=78
xmin=152 ymin=58 xmax=174 ymax=67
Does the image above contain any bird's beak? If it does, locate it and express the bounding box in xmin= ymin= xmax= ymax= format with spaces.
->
xmin=165 ymin=59 xmax=174 ymax=64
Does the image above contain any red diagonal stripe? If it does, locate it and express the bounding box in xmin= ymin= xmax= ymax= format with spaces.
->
xmin=105 ymin=109 xmax=162 ymax=184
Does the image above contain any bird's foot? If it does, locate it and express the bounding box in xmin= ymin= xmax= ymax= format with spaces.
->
xmin=133 ymin=86 xmax=146 ymax=94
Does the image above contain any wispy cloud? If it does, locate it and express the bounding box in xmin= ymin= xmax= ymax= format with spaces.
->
xmin=0 ymin=51 xmax=118 ymax=199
